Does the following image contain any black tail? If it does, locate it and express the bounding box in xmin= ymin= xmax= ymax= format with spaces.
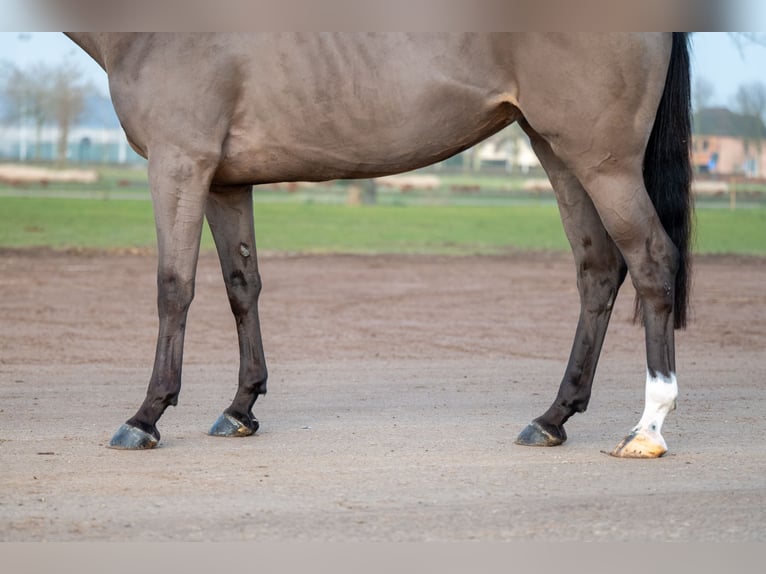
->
xmin=637 ymin=32 xmax=693 ymax=329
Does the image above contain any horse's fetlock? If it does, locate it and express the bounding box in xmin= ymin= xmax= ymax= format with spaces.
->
xmin=248 ymin=376 xmax=268 ymax=395
xmin=645 ymin=371 xmax=678 ymax=410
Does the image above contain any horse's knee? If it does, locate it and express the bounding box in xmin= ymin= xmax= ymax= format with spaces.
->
xmin=226 ymin=269 xmax=262 ymax=317
xmin=157 ymin=271 xmax=195 ymax=315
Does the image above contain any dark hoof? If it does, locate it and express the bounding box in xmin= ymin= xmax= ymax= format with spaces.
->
xmin=108 ymin=424 xmax=159 ymax=450
xmin=209 ymin=412 xmax=259 ymax=437
xmin=515 ymin=421 xmax=566 ymax=447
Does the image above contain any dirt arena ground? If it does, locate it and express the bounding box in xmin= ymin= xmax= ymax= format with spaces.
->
xmin=0 ymin=249 xmax=764 ymax=541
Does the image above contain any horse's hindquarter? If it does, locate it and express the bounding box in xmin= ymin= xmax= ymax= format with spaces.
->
xmin=510 ymin=33 xmax=670 ymax=168
xmin=214 ymin=33 xmax=520 ymax=184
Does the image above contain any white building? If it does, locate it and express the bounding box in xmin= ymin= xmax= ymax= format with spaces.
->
xmin=0 ymin=123 xmax=144 ymax=164
xmin=474 ymin=132 xmax=540 ymax=173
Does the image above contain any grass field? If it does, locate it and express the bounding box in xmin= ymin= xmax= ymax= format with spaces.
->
xmin=1 ymin=163 xmax=764 ymax=254
xmin=0 ymin=194 xmax=764 ymax=256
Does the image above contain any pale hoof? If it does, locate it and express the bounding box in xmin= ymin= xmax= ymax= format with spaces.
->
xmin=209 ymin=412 xmax=258 ymax=437
xmin=515 ymin=421 xmax=566 ymax=447
xmin=610 ymin=429 xmax=667 ymax=458
xmin=108 ymin=423 xmax=159 ymax=450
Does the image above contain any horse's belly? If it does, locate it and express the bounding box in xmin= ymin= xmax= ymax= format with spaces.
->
xmin=215 ymin=98 xmax=519 ymax=185
xmin=208 ymin=34 xmax=520 ymax=184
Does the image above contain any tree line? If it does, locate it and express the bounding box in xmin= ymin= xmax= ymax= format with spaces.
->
xmin=694 ymin=32 xmax=766 ymax=134
xmin=1 ymin=59 xmax=92 ymax=164
xmin=694 ymin=76 xmax=766 ymax=130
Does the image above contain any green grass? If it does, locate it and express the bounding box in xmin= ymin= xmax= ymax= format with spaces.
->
xmin=0 ymin=197 xmax=157 ymax=250
xmin=0 ymin=196 xmax=764 ymax=256
xmin=0 ymin=197 xmax=568 ymax=254
xmin=694 ymin=208 xmax=766 ymax=255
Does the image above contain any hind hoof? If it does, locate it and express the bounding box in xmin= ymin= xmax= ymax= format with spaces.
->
xmin=209 ymin=412 xmax=259 ymax=437
xmin=610 ymin=429 xmax=667 ymax=458
xmin=108 ymin=424 xmax=159 ymax=450
xmin=515 ymin=421 xmax=566 ymax=447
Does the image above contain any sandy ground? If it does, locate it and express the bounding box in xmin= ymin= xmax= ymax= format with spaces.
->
xmin=0 ymin=249 xmax=764 ymax=541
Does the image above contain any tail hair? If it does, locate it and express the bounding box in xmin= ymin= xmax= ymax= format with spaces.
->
xmin=637 ymin=32 xmax=694 ymax=329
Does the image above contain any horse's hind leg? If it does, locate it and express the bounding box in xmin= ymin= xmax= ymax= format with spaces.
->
xmin=567 ymin=158 xmax=680 ymax=458
xmin=516 ymin=127 xmax=627 ymax=448
xmin=521 ymin=139 xmax=679 ymax=457
xmin=511 ymin=34 xmax=686 ymax=457
xmin=583 ymin=169 xmax=681 ymax=458
xmin=205 ymin=186 xmax=267 ymax=438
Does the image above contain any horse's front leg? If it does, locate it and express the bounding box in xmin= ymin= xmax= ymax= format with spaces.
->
xmin=109 ymin=147 xmax=213 ymax=449
xmin=205 ymin=186 xmax=268 ymax=438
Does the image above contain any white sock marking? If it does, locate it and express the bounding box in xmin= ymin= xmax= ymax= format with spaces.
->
xmin=633 ymin=370 xmax=678 ymax=442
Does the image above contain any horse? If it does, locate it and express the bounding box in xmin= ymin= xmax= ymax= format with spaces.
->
xmin=65 ymin=33 xmax=692 ymax=458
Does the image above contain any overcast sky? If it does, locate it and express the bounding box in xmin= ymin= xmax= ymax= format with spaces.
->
xmin=0 ymin=32 xmax=764 ymax=109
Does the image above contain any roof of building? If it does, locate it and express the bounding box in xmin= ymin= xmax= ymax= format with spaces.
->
xmin=693 ymin=107 xmax=766 ymax=139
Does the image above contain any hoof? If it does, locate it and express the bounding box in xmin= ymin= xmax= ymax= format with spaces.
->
xmin=209 ymin=412 xmax=258 ymax=437
xmin=610 ymin=429 xmax=667 ymax=458
xmin=515 ymin=421 xmax=566 ymax=447
xmin=108 ymin=424 xmax=159 ymax=450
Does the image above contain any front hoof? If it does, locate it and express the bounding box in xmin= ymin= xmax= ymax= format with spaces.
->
xmin=108 ymin=424 xmax=159 ymax=450
xmin=610 ymin=429 xmax=667 ymax=458
xmin=515 ymin=421 xmax=566 ymax=447
xmin=209 ymin=412 xmax=259 ymax=437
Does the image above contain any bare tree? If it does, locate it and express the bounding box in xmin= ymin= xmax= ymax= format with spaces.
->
xmin=732 ymin=81 xmax=766 ymax=176
xmin=733 ymin=82 xmax=766 ymax=125
xmin=49 ymin=61 xmax=89 ymax=164
xmin=1 ymin=62 xmax=53 ymax=159
xmin=1 ymin=59 xmax=90 ymax=164
xmin=693 ymin=76 xmax=715 ymax=113
xmin=728 ymin=32 xmax=766 ymax=54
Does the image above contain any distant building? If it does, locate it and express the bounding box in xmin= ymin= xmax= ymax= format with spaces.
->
xmin=474 ymin=130 xmax=541 ymax=174
xmin=692 ymin=107 xmax=766 ymax=178
xmin=0 ymin=93 xmax=145 ymax=165
xmin=0 ymin=124 xmax=143 ymax=164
